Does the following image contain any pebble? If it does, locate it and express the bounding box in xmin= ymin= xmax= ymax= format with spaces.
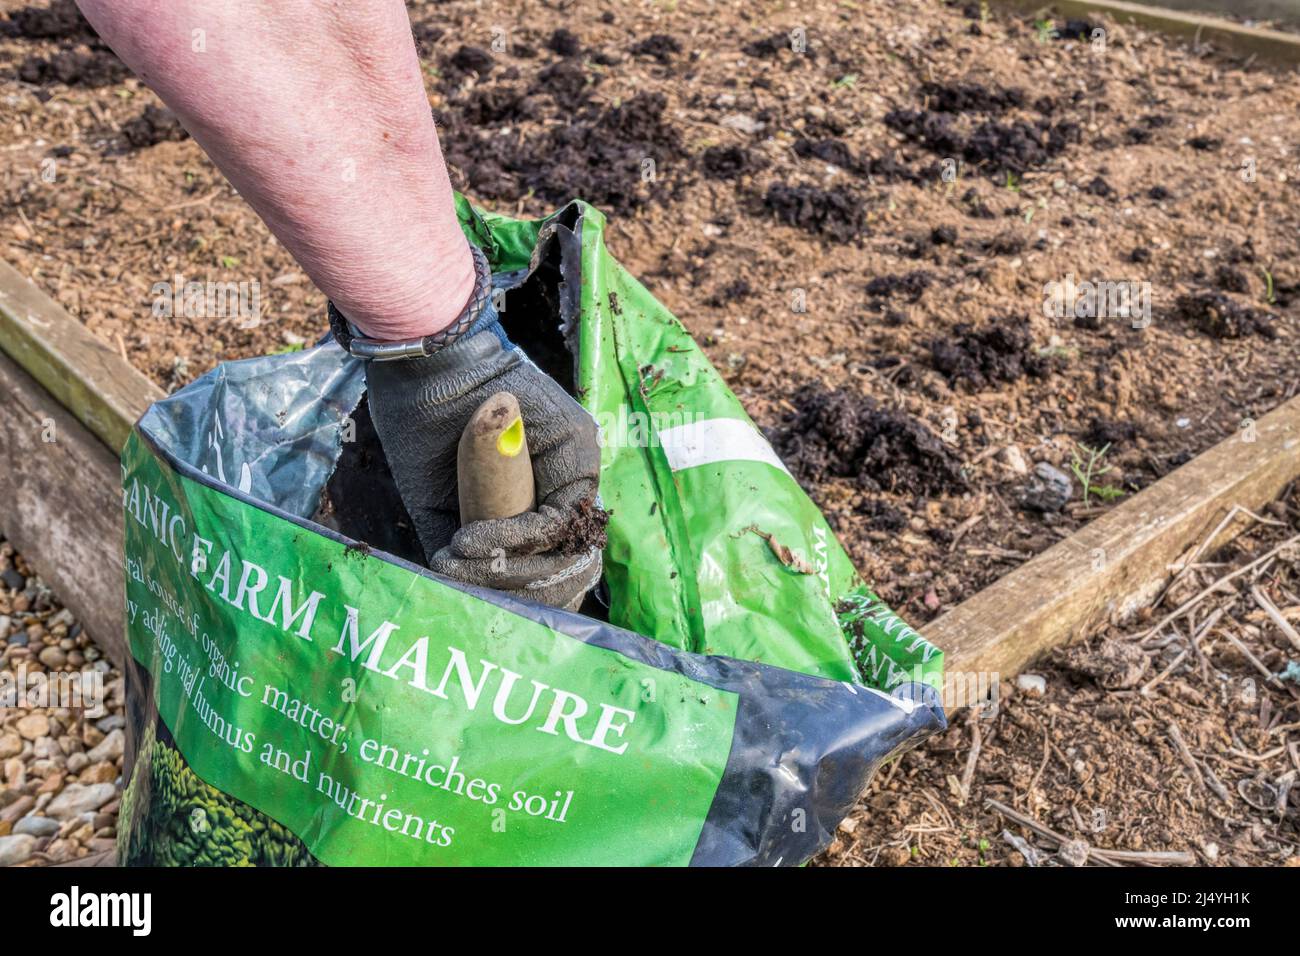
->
xmin=879 ymin=845 xmax=911 ymax=867
xmin=79 ymin=762 xmax=117 ymax=785
xmin=38 ymin=647 xmax=67 ymax=669
xmin=0 ymin=796 xmax=35 ymax=825
xmin=96 ymin=714 xmax=125 ymax=733
xmin=720 ymin=112 xmax=764 ymax=134
xmin=44 ymin=838 xmax=77 ymax=864
xmin=65 ymin=752 xmax=89 ymax=774
xmin=1016 ymin=673 xmax=1047 ymax=696
xmin=87 ymin=729 xmax=124 ymax=763
xmin=0 ymin=733 xmax=21 ymax=760
xmin=1058 ymin=839 xmax=1090 ymax=867
xmin=1021 ymin=462 xmax=1073 ymax=512
xmin=0 ymin=834 xmax=37 ymax=867
xmin=13 ymin=815 xmax=59 ymax=838
xmin=31 ymin=759 xmax=58 ymax=778
xmin=1000 ymin=444 xmax=1029 ymax=476
xmin=3 ymin=758 xmax=23 ymax=787
xmin=15 ymin=713 xmax=49 ymax=741
xmin=0 ymin=615 xmax=9 ymax=639
xmin=0 ymin=569 xmax=25 ymax=592
xmin=7 ymin=632 xmax=28 ymax=648
xmin=45 ymin=783 xmax=116 ymax=819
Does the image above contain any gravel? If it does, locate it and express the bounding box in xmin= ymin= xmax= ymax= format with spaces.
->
xmin=0 ymin=538 xmax=125 ymax=866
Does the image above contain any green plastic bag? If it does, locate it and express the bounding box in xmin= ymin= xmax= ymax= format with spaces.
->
xmin=117 ymin=199 xmax=944 ymax=867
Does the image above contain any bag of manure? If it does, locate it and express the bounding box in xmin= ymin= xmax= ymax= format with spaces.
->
xmin=116 ymin=198 xmax=946 ymax=867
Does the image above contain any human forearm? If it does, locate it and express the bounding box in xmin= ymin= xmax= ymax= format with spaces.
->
xmin=75 ymin=0 xmax=472 ymax=339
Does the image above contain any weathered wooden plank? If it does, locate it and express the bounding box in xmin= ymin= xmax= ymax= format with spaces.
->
xmin=929 ymin=393 xmax=1300 ymax=701
xmin=992 ymin=0 xmax=1300 ymax=63
xmin=0 ymin=349 xmax=126 ymax=670
xmin=0 ymin=259 xmax=161 ymax=454
xmin=1134 ymin=0 xmax=1300 ymax=29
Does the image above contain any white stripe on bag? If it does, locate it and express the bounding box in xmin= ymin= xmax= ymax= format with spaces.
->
xmin=657 ymin=418 xmax=792 ymax=476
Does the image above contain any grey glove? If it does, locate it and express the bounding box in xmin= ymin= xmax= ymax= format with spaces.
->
xmin=364 ymin=325 xmax=604 ymax=610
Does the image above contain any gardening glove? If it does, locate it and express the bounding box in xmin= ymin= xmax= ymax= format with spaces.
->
xmin=361 ymin=306 xmax=604 ymax=612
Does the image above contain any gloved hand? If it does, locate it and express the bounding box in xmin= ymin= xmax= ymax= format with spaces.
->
xmin=363 ymin=309 xmax=603 ymax=611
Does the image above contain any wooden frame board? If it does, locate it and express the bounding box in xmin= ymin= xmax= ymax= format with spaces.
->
xmin=925 ymin=394 xmax=1300 ymax=701
xmin=0 ymin=348 xmax=127 ymax=670
xmin=991 ymin=0 xmax=1300 ymax=63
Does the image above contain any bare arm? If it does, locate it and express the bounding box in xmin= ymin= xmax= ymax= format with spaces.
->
xmin=75 ymin=0 xmax=472 ymax=341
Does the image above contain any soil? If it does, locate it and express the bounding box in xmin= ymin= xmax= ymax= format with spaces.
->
xmin=118 ymin=104 xmax=187 ymax=152
xmin=762 ymin=182 xmax=867 ymax=241
xmin=1171 ymin=290 xmax=1278 ymax=339
xmin=552 ymin=496 xmax=611 ymax=555
xmin=929 ymin=316 xmax=1053 ymax=390
xmin=1 ymin=0 xmax=1300 ymax=866
xmin=0 ymin=0 xmax=86 ymax=39
xmin=772 ymin=383 xmax=967 ymax=496
xmin=818 ymin=485 xmax=1300 ymax=867
xmin=16 ymin=45 xmax=125 ymax=88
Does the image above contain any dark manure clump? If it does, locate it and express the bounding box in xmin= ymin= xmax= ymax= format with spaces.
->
xmin=771 ymin=384 xmax=966 ymax=496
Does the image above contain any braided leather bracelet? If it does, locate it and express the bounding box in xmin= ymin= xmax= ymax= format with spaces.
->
xmin=327 ymin=242 xmax=493 ymax=361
